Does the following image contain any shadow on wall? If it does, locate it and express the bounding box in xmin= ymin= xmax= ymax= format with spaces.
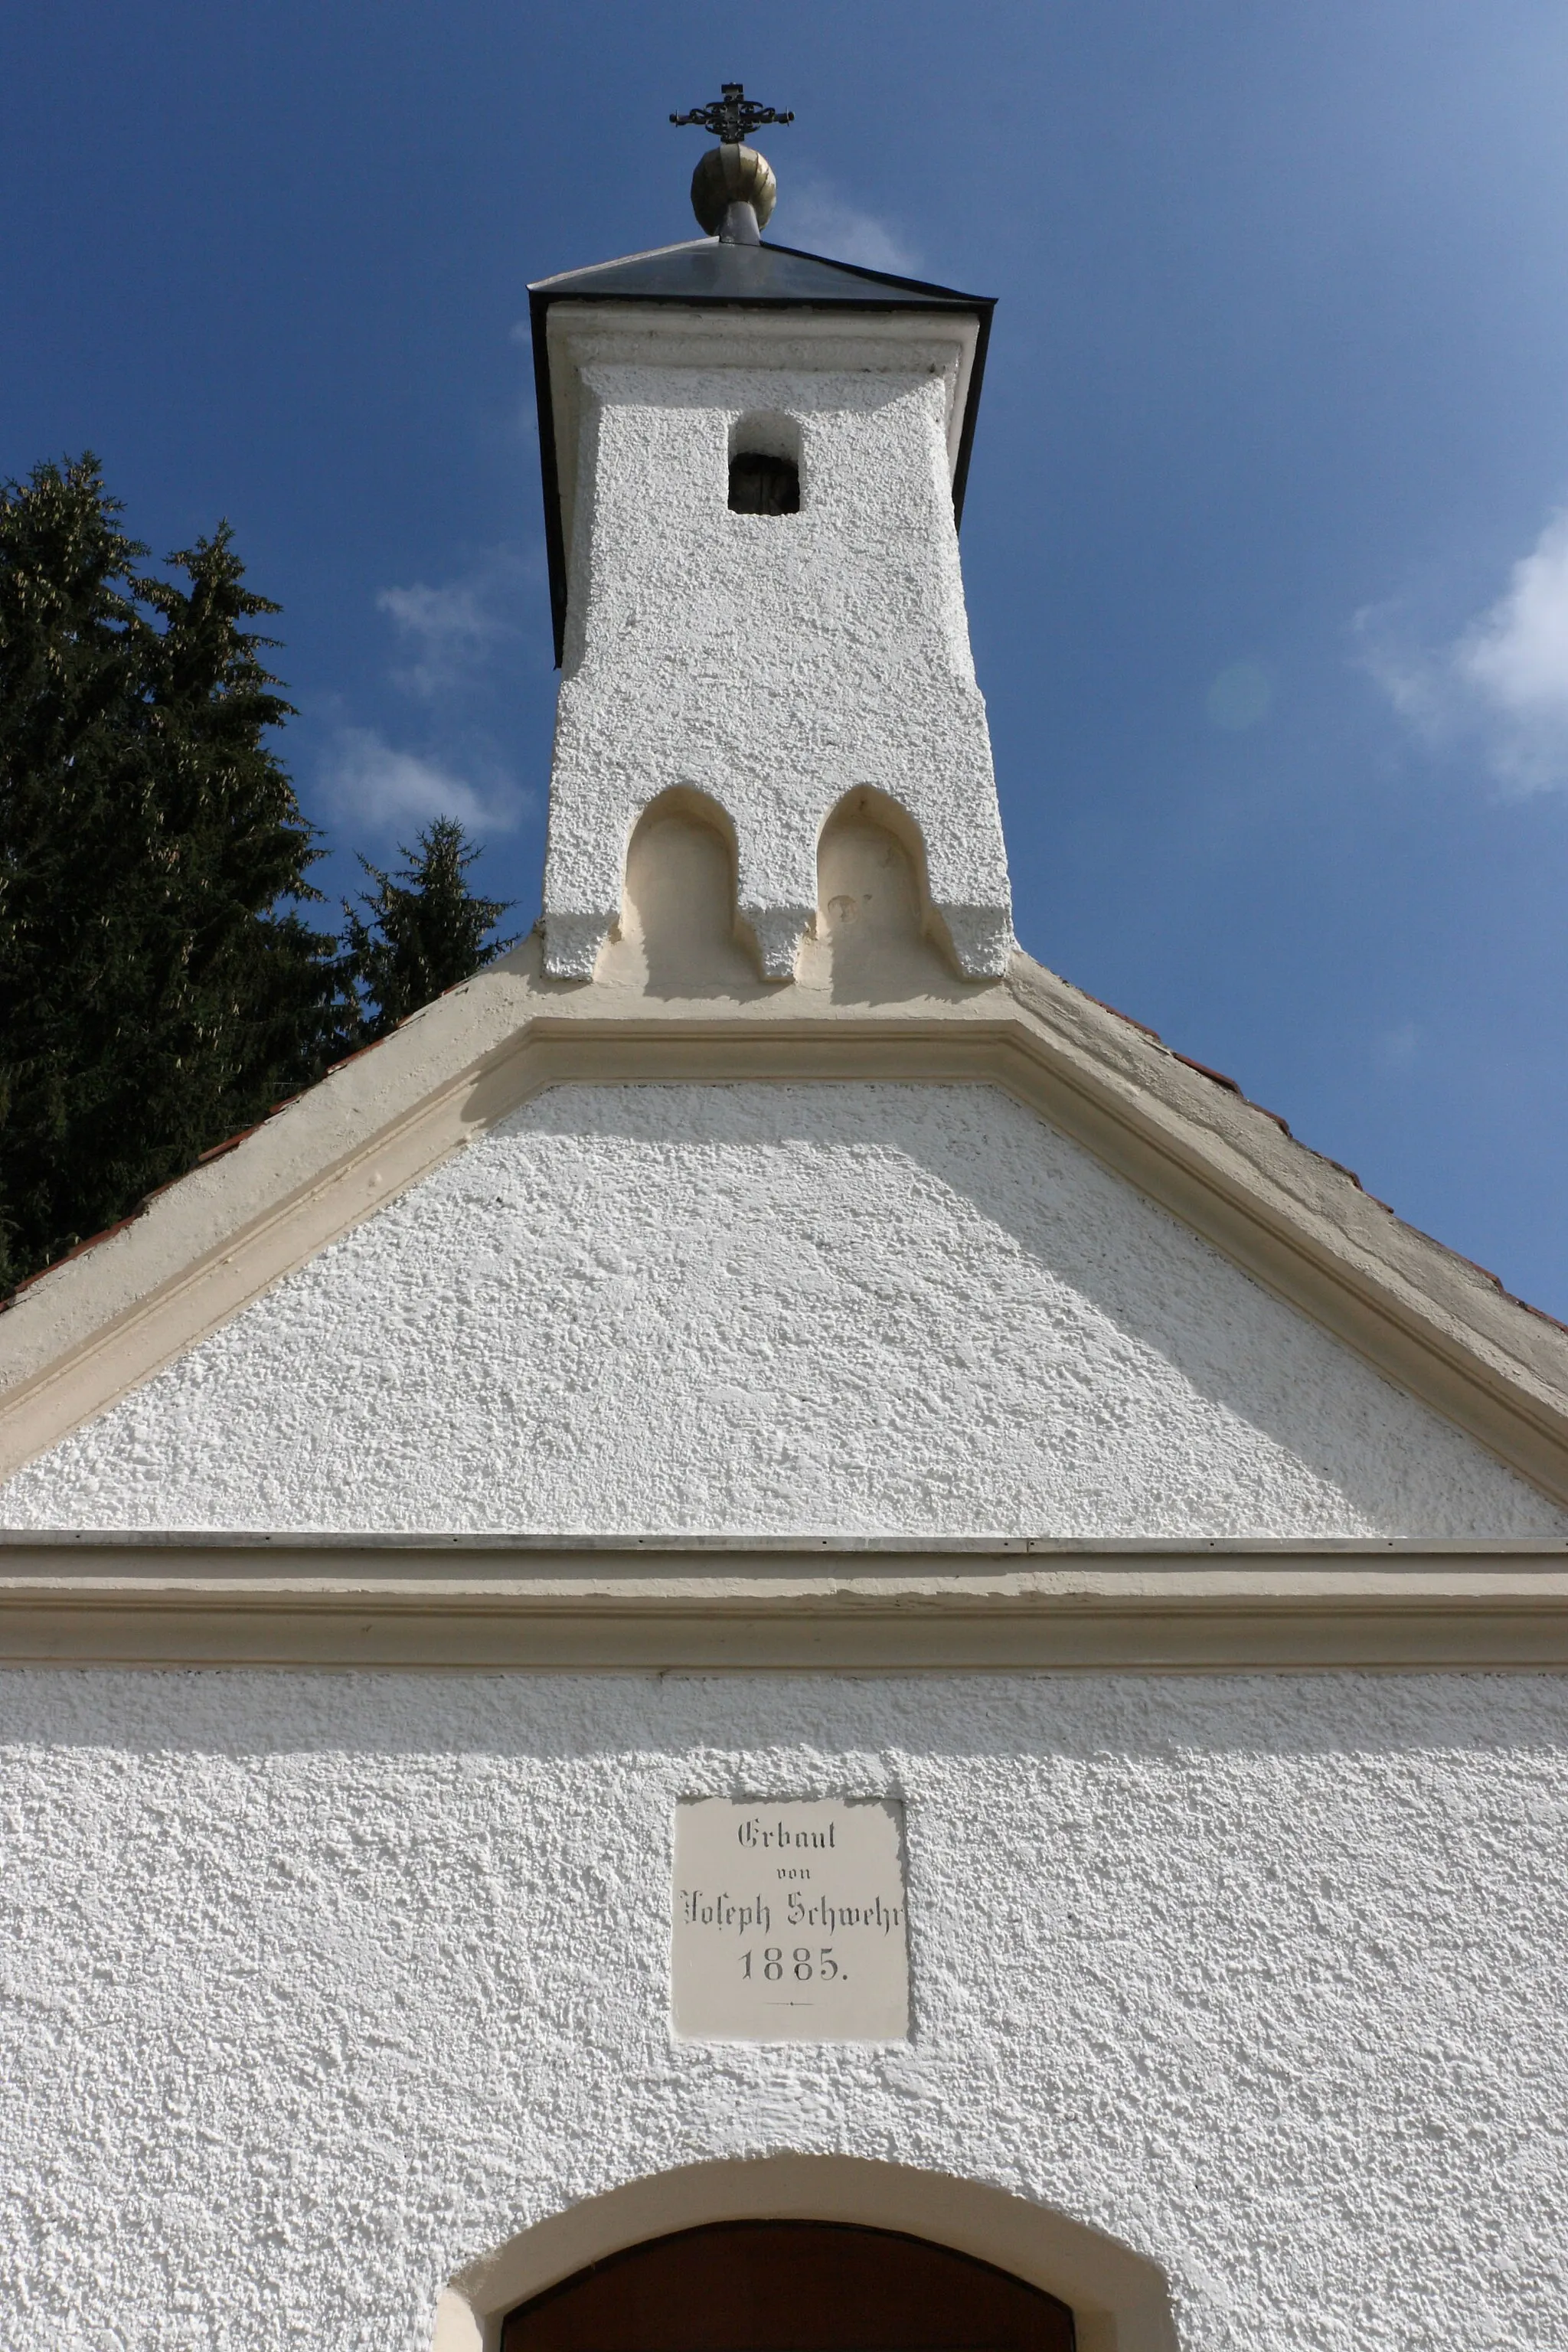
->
xmin=599 ymin=785 xmax=974 ymax=1003
xmin=499 ymin=1076 xmax=1537 ymax=1532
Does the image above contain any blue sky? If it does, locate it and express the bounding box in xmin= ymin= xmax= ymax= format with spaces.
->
xmin=6 ymin=2 xmax=1568 ymax=1312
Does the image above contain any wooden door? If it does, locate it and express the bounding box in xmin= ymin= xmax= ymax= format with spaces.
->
xmin=501 ymin=2220 xmax=1075 ymax=2352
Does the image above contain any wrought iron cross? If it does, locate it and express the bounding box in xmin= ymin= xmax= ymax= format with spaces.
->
xmin=669 ymin=83 xmax=795 ymax=144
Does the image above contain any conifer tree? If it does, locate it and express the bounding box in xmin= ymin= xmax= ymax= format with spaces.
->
xmin=346 ymin=816 xmax=514 ymax=1042
xmin=0 ymin=456 xmax=353 ymax=1291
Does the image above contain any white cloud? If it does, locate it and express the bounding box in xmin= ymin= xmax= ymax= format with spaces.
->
xmin=375 ymin=578 xmax=511 ymax=700
xmin=774 ymin=183 xmax=920 ymax=275
xmin=322 ymin=727 xmax=528 ymax=837
xmin=1361 ymin=508 xmax=1568 ymax=790
xmin=1453 ymin=512 xmax=1568 ymax=786
xmin=374 ymin=547 xmax=544 ymax=699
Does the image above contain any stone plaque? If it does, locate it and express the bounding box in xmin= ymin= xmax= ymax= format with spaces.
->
xmin=672 ymin=1797 xmax=909 ymax=2041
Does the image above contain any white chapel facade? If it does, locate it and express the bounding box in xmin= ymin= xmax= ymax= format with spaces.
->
xmin=2 ymin=93 xmax=1568 ymax=2352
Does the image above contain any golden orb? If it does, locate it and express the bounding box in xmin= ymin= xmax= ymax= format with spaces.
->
xmin=690 ymin=143 xmax=777 ymax=235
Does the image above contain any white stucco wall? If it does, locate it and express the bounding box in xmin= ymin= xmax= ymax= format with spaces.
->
xmin=1 ymin=1665 xmax=1565 ymax=2350
xmin=3 ymin=1083 xmax=1561 ymax=1537
xmin=541 ymin=318 xmax=1012 ymax=978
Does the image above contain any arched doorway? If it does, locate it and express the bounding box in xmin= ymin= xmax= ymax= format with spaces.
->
xmin=501 ymin=2221 xmax=1075 ymax=2352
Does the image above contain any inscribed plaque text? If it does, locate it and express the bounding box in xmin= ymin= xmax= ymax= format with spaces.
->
xmin=671 ymin=1797 xmax=909 ymax=2041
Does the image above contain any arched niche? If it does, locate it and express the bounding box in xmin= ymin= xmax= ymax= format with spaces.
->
xmin=432 ymin=2154 xmax=1178 ymax=2352
xmin=601 ymin=788 xmax=760 ymax=995
xmin=814 ymin=787 xmax=958 ymax=1000
xmin=728 ymin=412 xmax=803 ymax=514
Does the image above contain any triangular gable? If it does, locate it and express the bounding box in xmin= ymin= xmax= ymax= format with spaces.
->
xmin=3 ymin=1069 xmax=1562 ymax=1542
xmin=4 ymin=939 xmax=1567 ymax=1537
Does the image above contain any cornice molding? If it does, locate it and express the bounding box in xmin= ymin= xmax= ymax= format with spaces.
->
xmin=1 ymin=1535 xmax=1566 ymax=1669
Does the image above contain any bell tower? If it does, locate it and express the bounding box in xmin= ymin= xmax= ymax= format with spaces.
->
xmin=528 ymin=88 xmax=1013 ymax=982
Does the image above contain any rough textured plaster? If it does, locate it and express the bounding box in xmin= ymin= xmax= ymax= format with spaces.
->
xmin=541 ymin=341 xmax=1012 ymax=977
xmin=3 ymin=1083 xmax=1561 ymax=1537
xmin=1 ymin=1668 xmax=1566 ymax=2351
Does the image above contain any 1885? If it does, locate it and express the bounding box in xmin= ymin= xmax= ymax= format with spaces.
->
xmin=741 ymin=1946 xmax=841 ymax=1983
